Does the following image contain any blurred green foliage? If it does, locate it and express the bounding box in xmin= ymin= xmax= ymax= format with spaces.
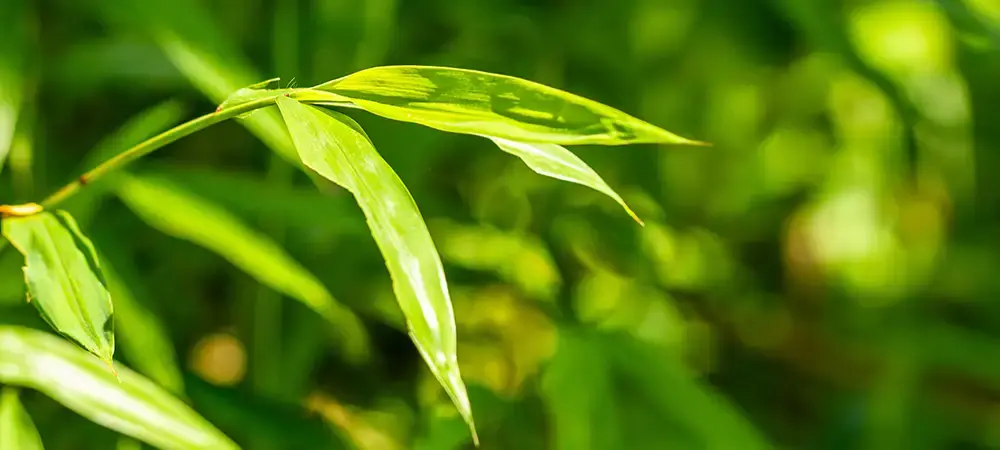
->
xmin=2 ymin=0 xmax=1000 ymax=449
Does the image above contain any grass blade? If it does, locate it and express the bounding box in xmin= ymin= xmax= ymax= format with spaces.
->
xmin=1 ymin=211 xmax=115 ymax=367
xmin=316 ymin=65 xmax=704 ymax=146
xmin=0 ymin=388 xmax=44 ymax=450
xmin=0 ymin=0 xmax=29 ymax=174
xmin=490 ymin=138 xmax=642 ymax=224
xmin=114 ymin=173 xmax=370 ymax=363
xmin=275 ymin=97 xmax=478 ymax=444
xmin=0 ymin=326 xmax=239 ymax=449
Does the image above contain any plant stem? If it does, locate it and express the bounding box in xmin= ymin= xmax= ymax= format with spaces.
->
xmin=40 ymin=96 xmax=282 ymax=210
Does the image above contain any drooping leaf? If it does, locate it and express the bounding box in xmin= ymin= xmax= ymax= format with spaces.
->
xmin=490 ymin=137 xmax=642 ymax=224
xmin=114 ymin=173 xmax=370 ymax=363
xmin=315 ymin=65 xmax=703 ymax=146
xmin=275 ymin=96 xmax=477 ymax=443
xmin=0 ymin=326 xmax=239 ymax=450
xmin=1 ymin=211 xmax=115 ymax=366
xmin=0 ymin=388 xmax=44 ymax=450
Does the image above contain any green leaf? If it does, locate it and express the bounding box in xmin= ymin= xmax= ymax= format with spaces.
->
xmin=0 ymin=0 xmax=28 ymax=174
xmin=1 ymin=211 xmax=115 ymax=366
xmin=490 ymin=137 xmax=642 ymax=224
xmin=114 ymin=173 xmax=370 ymax=363
xmin=0 ymin=388 xmax=44 ymax=450
xmin=316 ymin=65 xmax=704 ymax=146
xmin=0 ymin=326 xmax=239 ymax=450
xmin=275 ymin=97 xmax=478 ymax=444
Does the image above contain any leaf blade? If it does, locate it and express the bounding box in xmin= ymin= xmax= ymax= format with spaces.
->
xmin=490 ymin=138 xmax=642 ymax=224
xmin=0 ymin=388 xmax=44 ymax=450
xmin=275 ymin=97 xmax=477 ymax=443
xmin=1 ymin=211 xmax=115 ymax=365
xmin=317 ymin=65 xmax=703 ymax=146
xmin=114 ymin=173 xmax=370 ymax=363
xmin=0 ymin=326 xmax=239 ymax=450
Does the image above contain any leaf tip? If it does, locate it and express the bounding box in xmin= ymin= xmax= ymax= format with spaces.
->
xmin=108 ymin=361 xmax=121 ymax=382
xmin=622 ymin=203 xmax=644 ymax=226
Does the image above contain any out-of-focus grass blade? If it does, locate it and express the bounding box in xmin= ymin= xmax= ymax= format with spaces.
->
xmin=65 ymin=99 xmax=187 ymax=227
xmin=490 ymin=138 xmax=642 ymax=224
xmin=0 ymin=388 xmax=44 ymax=450
xmin=142 ymin=164 xmax=367 ymax=237
xmin=1 ymin=211 xmax=115 ymax=367
xmin=316 ymin=66 xmax=704 ymax=146
xmin=0 ymin=0 xmax=28 ymax=174
xmin=114 ymin=173 xmax=370 ymax=363
xmin=431 ymin=219 xmax=561 ymax=301
xmin=88 ymin=0 xmax=299 ymax=165
xmin=275 ymin=97 xmax=478 ymax=444
xmin=101 ymin=253 xmax=185 ymax=394
xmin=116 ymin=437 xmax=142 ymax=450
xmin=541 ymin=330 xmax=621 ymax=450
xmin=602 ymin=333 xmax=773 ymax=450
xmin=0 ymin=326 xmax=239 ymax=450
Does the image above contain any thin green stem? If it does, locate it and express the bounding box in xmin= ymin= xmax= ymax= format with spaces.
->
xmin=40 ymin=96 xmax=280 ymax=210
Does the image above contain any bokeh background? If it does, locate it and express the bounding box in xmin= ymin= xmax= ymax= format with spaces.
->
xmin=2 ymin=0 xmax=1000 ymax=449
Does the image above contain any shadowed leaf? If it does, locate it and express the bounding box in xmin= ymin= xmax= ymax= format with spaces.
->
xmin=0 ymin=388 xmax=43 ymax=450
xmin=114 ymin=173 xmax=370 ymax=363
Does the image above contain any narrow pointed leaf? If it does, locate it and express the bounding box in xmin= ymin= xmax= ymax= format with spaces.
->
xmin=0 ymin=388 xmax=44 ymax=450
xmin=490 ymin=138 xmax=642 ymax=224
xmin=114 ymin=173 xmax=369 ymax=362
xmin=0 ymin=326 xmax=239 ymax=450
xmin=1 ymin=211 xmax=115 ymax=365
xmin=316 ymin=65 xmax=703 ymax=146
xmin=275 ymin=96 xmax=477 ymax=443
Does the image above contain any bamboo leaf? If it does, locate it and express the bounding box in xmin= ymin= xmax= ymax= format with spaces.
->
xmin=1 ymin=211 xmax=115 ymax=366
xmin=0 ymin=388 xmax=44 ymax=450
xmin=316 ymin=65 xmax=704 ymax=146
xmin=114 ymin=173 xmax=370 ymax=363
xmin=275 ymin=97 xmax=478 ymax=444
xmin=0 ymin=326 xmax=239 ymax=450
xmin=490 ymin=138 xmax=642 ymax=224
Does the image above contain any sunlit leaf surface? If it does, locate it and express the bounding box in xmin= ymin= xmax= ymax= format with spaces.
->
xmin=275 ymin=96 xmax=478 ymax=443
xmin=2 ymin=211 xmax=115 ymax=365
xmin=0 ymin=326 xmax=239 ymax=450
xmin=491 ymin=137 xmax=642 ymax=223
xmin=0 ymin=388 xmax=44 ymax=450
xmin=115 ymin=173 xmax=370 ymax=363
xmin=317 ymin=65 xmax=703 ymax=146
